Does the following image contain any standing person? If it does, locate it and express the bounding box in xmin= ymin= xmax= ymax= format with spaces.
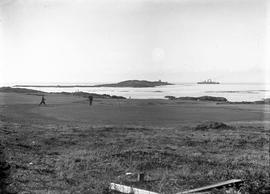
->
xmin=88 ymin=95 xmax=93 ymax=106
xmin=39 ymin=95 xmax=46 ymax=106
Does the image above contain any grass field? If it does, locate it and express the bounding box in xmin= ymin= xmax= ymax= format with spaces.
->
xmin=0 ymin=92 xmax=269 ymax=193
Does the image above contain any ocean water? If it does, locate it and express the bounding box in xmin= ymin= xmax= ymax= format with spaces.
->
xmin=17 ymin=83 xmax=270 ymax=102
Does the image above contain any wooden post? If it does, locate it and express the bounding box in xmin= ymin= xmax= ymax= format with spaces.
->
xmin=137 ymin=173 xmax=145 ymax=182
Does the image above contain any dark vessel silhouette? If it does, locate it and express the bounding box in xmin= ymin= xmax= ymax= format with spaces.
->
xmin=197 ymin=79 xmax=220 ymax=84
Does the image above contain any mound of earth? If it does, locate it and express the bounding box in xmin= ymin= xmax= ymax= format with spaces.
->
xmin=195 ymin=121 xmax=232 ymax=130
xmin=0 ymin=87 xmax=44 ymax=94
xmin=0 ymin=87 xmax=126 ymax=99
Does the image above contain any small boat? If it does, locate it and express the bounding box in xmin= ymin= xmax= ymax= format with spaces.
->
xmin=197 ymin=79 xmax=220 ymax=84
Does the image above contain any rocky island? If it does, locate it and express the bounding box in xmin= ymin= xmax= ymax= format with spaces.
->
xmin=92 ymin=80 xmax=173 ymax=87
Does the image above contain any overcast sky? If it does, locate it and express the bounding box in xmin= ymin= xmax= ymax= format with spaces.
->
xmin=0 ymin=0 xmax=269 ymax=85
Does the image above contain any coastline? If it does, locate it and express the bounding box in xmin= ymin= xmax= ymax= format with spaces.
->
xmin=9 ymin=82 xmax=270 ymax=102
xmin=1 ymin=86 xmax=269 ymax=104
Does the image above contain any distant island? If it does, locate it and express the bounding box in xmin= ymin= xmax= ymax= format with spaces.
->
xmin=92 ymin=80 xmax=173 ymax=87
xmin=14 ymin=80 xmax=173 ymax=88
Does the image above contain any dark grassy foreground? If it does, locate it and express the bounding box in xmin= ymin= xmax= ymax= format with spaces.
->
xmin=0 ymin=114 xmax=269 ymax=194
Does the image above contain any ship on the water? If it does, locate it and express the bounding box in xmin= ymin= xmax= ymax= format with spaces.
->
xmin=197 ymin=79 xmax=220 ymax=84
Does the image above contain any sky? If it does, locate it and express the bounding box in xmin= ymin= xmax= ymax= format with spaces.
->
xmin=0 ymin=0 xmax=269 ymax=85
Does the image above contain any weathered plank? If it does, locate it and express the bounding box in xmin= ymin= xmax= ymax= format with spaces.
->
xmin=110 ymin=179 xmax=242 ymax=194
xmin=177 ymin=179 xmax=243 ymax=194
xmin=110 ymin=183 xmax=159 ymax=194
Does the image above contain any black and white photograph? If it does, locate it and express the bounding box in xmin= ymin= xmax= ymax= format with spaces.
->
xmin=0 ymin=0 xmax=269 ymax=193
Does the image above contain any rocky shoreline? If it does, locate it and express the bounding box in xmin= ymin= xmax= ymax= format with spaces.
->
xmin=165 ymin=95 xmax=270 ymax=104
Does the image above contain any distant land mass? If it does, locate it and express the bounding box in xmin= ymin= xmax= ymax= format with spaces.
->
xmin=14 ymin=80 xmax=173 ymax=88
xmin=92 ymin=80 xmax=173 ymax=87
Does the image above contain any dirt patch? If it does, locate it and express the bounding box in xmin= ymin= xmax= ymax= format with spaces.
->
xmin=195 ymin=121 xmax=233 ymax=130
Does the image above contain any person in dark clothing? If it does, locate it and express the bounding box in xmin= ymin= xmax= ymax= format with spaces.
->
xmin=88 ymin=95 xmax=93 ymax=106
xmin=39 ymin=95 xmax=46 ymax=106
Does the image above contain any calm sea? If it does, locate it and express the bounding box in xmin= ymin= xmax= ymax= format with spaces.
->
xmin=16 ymin=83 xmax=270 ymax=102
